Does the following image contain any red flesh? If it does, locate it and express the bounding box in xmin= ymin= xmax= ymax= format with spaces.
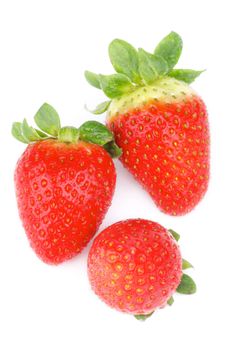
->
xmin=88 ymin=219 xmax=182 ymax=315
xmin=108 ymin=96 xmax=209 ymax=215
xmin=15 ymin=140 xmax=116 ymax=264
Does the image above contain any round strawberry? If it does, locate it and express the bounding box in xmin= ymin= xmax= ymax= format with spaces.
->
xmin=12 ymin=103 xmax=120 ymax=264
xmin=85 ymin=32 xmax=210 ymax=215
xmin=88 ymin=219 xmax=196 ymax=319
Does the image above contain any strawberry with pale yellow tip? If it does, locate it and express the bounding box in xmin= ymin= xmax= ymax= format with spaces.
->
xmin=85 ymin=32 xmax=210 ymax=215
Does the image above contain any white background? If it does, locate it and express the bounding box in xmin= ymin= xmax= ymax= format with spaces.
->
xmin=0 ymin=1 xmax=245 ymax=349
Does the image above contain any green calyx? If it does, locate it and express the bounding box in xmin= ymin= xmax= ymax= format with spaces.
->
xmin=134 ymin=311 xmax=155 ymax=321
xmin=167 ymin=228 xmax=197 ymax=304
xmin=85 ymin=31 xmax=205 ymax=114
xmin=11 ymin=103 xmax=121 ymax=158
xmin=133 ymin=228 xmax=197 ymax=321
xmin=167 ymin=296 xmax=174 ymax=306
xmin=176 ymin=273 xmax=197 ymax=294
xmin=168 ymin=229 xmax=180 ymax=241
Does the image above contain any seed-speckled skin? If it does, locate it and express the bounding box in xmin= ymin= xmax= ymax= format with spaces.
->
xmin=107 ymin=89 xmax=209 ymax=215
xmin=88 ymin=219 xmax=182 ymax=315
xmin=15 ymin=140 xmax=116 ymax=264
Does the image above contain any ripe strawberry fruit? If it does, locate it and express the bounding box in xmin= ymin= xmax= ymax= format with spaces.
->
xmin=85 ymin=32 xmax=210 ymax=215
xmin=12 ymin=103 xmax=120 ymax=264
xmin=88 ymin=219 xmax=196 ymax=319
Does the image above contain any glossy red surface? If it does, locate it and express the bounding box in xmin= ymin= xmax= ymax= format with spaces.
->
xmin=108 ymin=96 xmax=210 ymax=215
xmin=88 ymin=219 xmax=182 ymax=315
xmin=15 ymin=140 xmax=116 ymax=264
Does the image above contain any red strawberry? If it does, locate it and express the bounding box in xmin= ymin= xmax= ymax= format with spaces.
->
xmin=12 ymin=103 xmax=120 ymax=264
xmin=88 ymin=219 xmax=196 ymax=319
xmin=85 ymin=32 xmax=210 ymax=215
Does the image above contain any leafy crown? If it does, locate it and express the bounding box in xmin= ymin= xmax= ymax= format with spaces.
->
xmin=85 ymin=32 xmax=204 ymax=114
xmin=11 ymin=103 xmax=121 ymax=158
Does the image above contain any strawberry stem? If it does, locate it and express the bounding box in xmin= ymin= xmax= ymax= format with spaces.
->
xmin=58 ymin=126 xmax=80 ymax=143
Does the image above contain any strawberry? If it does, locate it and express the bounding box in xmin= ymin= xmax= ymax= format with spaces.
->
xmin=85 ymin=32 xmax=209 ymax=215
xmin=12 ymin=103 xmax=120 ymax=264
xmin=88 ymin=219 xmax=196 ymax=319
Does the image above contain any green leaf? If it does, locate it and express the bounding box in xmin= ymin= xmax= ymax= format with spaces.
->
xmin=167 ymin=296 xmax=174 ymax=306
xmin=154 ymin=31 xmax=183 ymax=71
xmin=21 ymin=119 xmax=45 ymax=142
xmin=109 ymin=39 xmax=140 ymax=84
xmin=169 ymin=229 xmax=180 ymax=241
xmin=12 ymin=120 xmax=49 ymax=144
xmin=11 ymin=122 xmax=29 ymax=143
xmin=34 ymin=103 xmax=61 ymax=136
xmin=168 ymin=69 xmax=205 ymax=84
xmin=134 ymin=311 xmax=154 ymax=321
xmin=138 ymin=48 xmax=169 ymax=84
xmin=79 ymin=121 xmax=114 ymax=146
xmin=35 ymin=129 xmax=49 ymax=138
xmin=103 ymin=140 xmax=122 ymax=158
xmin=99 ymin=74 xmax=133 ymax=99
xmin=86 ymin=100 xmax=111 ymax=115
xmin=84 ymin=70 xmax=101 ymax=89
xmin=176 ymin=274 xmax=196 ymax=295
xmin=182 ymin=259 xmax=193 ymax=270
